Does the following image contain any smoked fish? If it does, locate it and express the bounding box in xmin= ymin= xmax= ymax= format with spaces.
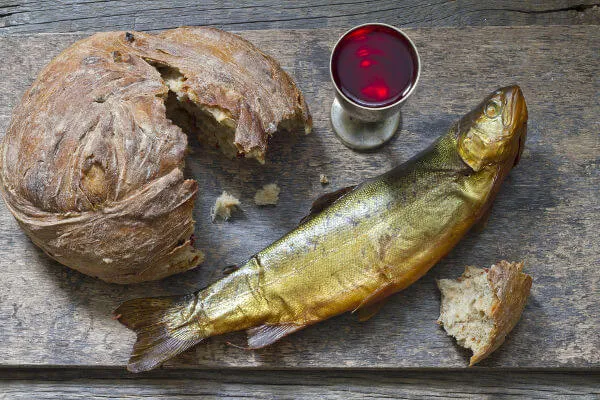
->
xmin=114 ymin=86 xmax=528 ymax=372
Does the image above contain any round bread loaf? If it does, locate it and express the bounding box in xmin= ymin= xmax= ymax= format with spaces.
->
xmin=0 ymin=27 xmax=312 ymax=283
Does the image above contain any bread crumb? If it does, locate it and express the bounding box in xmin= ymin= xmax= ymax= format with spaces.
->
xmin=319 ymin=174 xmax=329 ymax=185
xmin=254 ymin=184 xmax=280 ymax=206
xmin=437 ymin=260 xmax=532 ymax=365
xmin=437 ymin=266 xmax=495 ymax=357
xmin=211 ymin=191 xmax=241 ymax=221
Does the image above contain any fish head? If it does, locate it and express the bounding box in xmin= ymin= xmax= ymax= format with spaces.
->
xmin=457 ymin=85 xmax=528 ymax=172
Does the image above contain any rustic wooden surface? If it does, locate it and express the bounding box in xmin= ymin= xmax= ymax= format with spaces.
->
xmin=1 ymin=24 xmax=600 ymax=399
xmin=1 ymin=0 xmax=600 ymax=34
xmin=0 ymin=26 xmax=598 ymax=372
xmin=2 ymin=369 xmax=599 ymax=399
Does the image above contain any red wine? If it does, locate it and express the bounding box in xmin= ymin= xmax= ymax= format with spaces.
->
xmin=331 ymin=24 xmax=419 ymax=108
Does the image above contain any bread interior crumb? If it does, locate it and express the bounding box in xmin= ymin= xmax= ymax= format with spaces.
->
xmin=437 ymin=266 xmax=495 ymax=355
xmin=145 ymin=60 xmax=242 ymax=160
xmin=254 ymin=183 xmax=280 ymax=206
xmin=211 ymin=191 xmax=241 ymax=221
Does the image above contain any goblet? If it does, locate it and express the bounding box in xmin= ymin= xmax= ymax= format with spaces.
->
xmin=330 ymin=23 xmax=421 ymax=150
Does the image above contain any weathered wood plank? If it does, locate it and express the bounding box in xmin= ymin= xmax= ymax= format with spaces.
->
xmin=0 ymin=1 xmax=599 ymax=34
xmin=0 ymin=26 xmax=598 ymax=370
xmin=1 ymin=369 xmax=599 ymax=399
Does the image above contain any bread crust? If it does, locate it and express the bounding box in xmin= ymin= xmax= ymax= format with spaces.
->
xmin=470 ymin=260 xmax=532 ymax=365
xmin=0 ymin=28 xmax=311 ymax=283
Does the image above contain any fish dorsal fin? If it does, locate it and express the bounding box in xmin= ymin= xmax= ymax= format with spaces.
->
xmin=300 ymin=185 xmax=356 ymax=225
xmin=222 ymin=265 xmax=239 ymax=275
xmin=246 ymin=323 xmax=305 ymax=349
xmin=355 ymin=299 xmax=389 ymax=322
xmin=311 ymin=186 xmax=356 ymax=213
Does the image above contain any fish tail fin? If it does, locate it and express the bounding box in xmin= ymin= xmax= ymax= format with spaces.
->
xmin=114 ymin=293 xmax=205 ymax=373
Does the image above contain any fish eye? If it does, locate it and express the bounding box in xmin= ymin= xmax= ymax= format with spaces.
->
xmin=484 ymin=100 xmax=501 ymax=119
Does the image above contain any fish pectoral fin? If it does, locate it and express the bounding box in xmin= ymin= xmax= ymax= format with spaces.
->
xmin=352 ymin=284 xmax=396 ymax=322
xmin=300 ymin=185 xmax=357 ymax=224
xmin=473 ymin=203 xmax=494 ymax=232
xmin=355 ymin=299 xmax=389 ymax=322
xmin=246 ymin=323 xmax=306 ymax=349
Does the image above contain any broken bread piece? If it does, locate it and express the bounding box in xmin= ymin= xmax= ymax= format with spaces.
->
xmin=437 ymin=260 xmax=532 ymax=365
xmin=155 ymin=27 xmax=312 ymax=164
xmin=211 ymin=192 xmax=241 ymax=222
xmin=254 ymin=183 xmax=280 ymax=206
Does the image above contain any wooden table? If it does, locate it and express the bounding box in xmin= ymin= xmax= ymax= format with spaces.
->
xmin=1 ymin=2 xmax=599 ymax=399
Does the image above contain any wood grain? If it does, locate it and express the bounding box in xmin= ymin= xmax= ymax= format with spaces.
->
xmin=2 ymin=369 xmax=599 ymax=399
xmin=0 ymin=1 xmax=599 ymax=34
xmin=0 ymin=26 xmax=598 ymax=370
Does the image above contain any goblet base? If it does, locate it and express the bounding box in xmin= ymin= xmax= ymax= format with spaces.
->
xmin=330 ymin=98 xmax=401 ymax=151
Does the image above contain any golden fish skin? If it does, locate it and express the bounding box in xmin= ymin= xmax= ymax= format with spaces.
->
xmin=115 ymin=85 xmax=528 ymax=372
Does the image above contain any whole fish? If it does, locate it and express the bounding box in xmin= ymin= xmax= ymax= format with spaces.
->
xmin=115 ymin=86 xmax=528 ymax=372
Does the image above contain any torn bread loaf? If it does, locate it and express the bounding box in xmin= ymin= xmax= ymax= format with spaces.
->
xmin=211 ymin=192 xmax=241 ymax=222
xmin=254 ymin=183 xmax=280 ymax=206
xmin=0 ymin=28 xmax=311 ymax=283
xmin=437 ymin=260 xmax=532 ymax=365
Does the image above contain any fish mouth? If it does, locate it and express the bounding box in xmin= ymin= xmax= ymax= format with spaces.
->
xmin=504 ymin=85 xmax=528 ymax=131
xmin=504 ymin=85 xmax=528 ymax=166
